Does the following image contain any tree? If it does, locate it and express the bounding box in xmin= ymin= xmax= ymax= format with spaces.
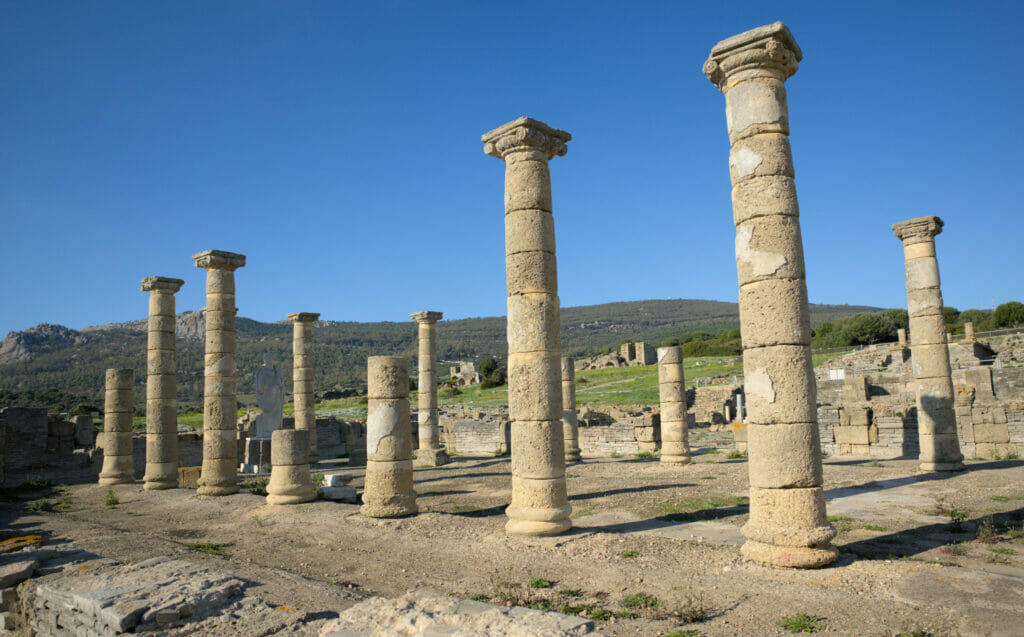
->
xmin=878 ymin=309 xmax=909 ymax=332
xmin=478 ymin=357 xmax=499 ymax=379
xmin=834 ymin=312 xmax=897 ymax=346
xmin=959 ymin=309 xmax=991 ymax=331
xmin=993 ymin=301 xmax=1024 ymax=328
xmin=942 ymin=306 xmax=960 ymax=325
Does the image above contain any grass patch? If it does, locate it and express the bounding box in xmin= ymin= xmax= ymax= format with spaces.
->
xmin=609 ymin=451 xmax=622 ymax=459
xmin=466 ymin=593 xmax=490 ymax=601
xmin=527 ymin=599 xmax=552 ymax=611
xmin=244 ymin=475 xmax=269 ymax=496
xmin=706 ymin=449 xmax=722 ymax=455
xmin=635 ymin=451 xmax=656 ymax=459
xmin=862 ymin=524 xmax=887 ymax=532
xmin=25 ymin=498 xmax=54 ymax=513
xmin=528 ymin=577 xmax=552 ymax=589
xmin=104 ymin=490 xmax=119 ymax=509
xmin=778 ymin=613 xmax=823 ymax=633
xmin=183 ymin=542 xmax=231 ymax=558
xmin=726 ymin=449 xmax=747 ymax=460
xmin=977 ymin=517 xmax=999 ymax=543
xmin=700 ymin=476 xmax=716 ymax=480
xmin=991 ymin=495 xmax=1011 ymax=503
xmin=989 ymin=546 xmax=1014 ymax=555
xmin=659 ymin=495 xmax=748 ymax=522
xmin=620 ymin=550 xmax=639 ymax=559
xmin=622 ymin=592 xmax=661 ymax=610
xmin=940 ymin=542 xmax=967 ymax=556
xmin=672 ymin=587 xmax=706 ymax=623
xmin=312 ymin=472 xmax=325 ymax=488
xmin=663 ymin=631 xmax=701 ymax=637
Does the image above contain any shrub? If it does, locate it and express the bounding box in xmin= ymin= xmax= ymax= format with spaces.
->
xmin=778 ymin=613 xmax=822 ymax=633
xmin=993 ymin=301 xmax=1024 ymax=328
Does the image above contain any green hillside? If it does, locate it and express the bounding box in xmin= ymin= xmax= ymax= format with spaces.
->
xmin=0 ymin=298 xmax=878 ymax=413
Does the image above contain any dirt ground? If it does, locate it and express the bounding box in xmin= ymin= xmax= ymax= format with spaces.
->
xmin=4 ymin=429 xmax=1024 ymax=636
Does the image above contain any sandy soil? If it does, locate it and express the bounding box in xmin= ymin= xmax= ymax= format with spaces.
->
xmin=4 ymin=429 xmax=1024 ymax=636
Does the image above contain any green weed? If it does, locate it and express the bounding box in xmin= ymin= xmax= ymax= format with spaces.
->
xmin=620 ymin=550 xmax=639 ymax=559
xmin=528 ymin=577 xmax=552 ymax=589
xmin=622 ymin=593 xmax=661 ymax=610
xmin=104 ymin=490 xmax=118 ymax=509
xmin=778 ymin=613 xmax=823 ymax=633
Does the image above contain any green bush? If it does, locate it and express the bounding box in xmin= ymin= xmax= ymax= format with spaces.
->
xmin=993 ymin=301 xmax=1024 ymax=328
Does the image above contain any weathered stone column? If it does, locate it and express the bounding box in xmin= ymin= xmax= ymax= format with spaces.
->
xmin=361 ymin=356 xmax=417 ymax=517
xmin=141 ymin=277 xmax=184 ymax=490
xmin=561 ymin=357 xmax=581 ymax=462
xmin=193 ymin=249 xmax=246 ymax=496
xmin=266 ymin=428 xmax=316 ymax=505
xmin=704 ymin=22 xmax=836 ymax=567
xmin=898 ymin=328 xmax=908 ymax=348
xmin=893 ymin=216 xmax=965 ymax=471
xmin=410 ymin=311 xmax=449 ymax=466
xmin=288 ymin=312 xmax=319 ymax=463
xmin=964 ymin=321 xmax=975 ymax=343
xmin=483 ymin=117 xmax=572 ymax=537
xmin=658 ymin=347 xmax=690 ymax=464
xmin=99 ymin=369 xmax=134 ymax=485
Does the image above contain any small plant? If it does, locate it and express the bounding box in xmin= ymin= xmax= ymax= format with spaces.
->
xmin=663 ymin=631 xmax=701 ymax=637
xmin=897 ymin=628 xmax=931 ymax=637
xmin=610 ymin=451 xmax=622 ymax=459
xmin=940 ymin=542 xmax=967 ymax=556
xmin=700 ymin=476 xmax=716 ymax=480
xmin=184 ymin=542 xmax=230 ymax=558
xmin=492 ymin=449 xmax=510 ymax=457
xmin=587 ymin=607 xmax=613 ymax=621
xmin=862 ymin=524 xmax=887 ymax=532
xmin=528 ymin=576 xmax=552 ymax=589
xmin=991 ymin=495 xmax=1011 ymax=503
xmin=466 ymin=593 xmax=490 ymax=601
xmin=245 ymin=476 xmax=269 ymax=496
xmin=827 ymin=515 xmax=855 ymax=533
xmin=989 ymin=546 xmax=1014 ymax=555
xmin=869 ymin=460 xmax=883 ymax=468
xmin=620 ymin=549 xmax=639 ymax=559
xmin=778 ymin=613 xmax=823 ymax=633
xmin=557 ymin=588 xmax=582 ymax=597
xmin=312 ymin=472 xmax=325 ymax=488
xmin=105 ymin=490 xmax=119 ymax=509
xmin=977 ymin=517 xmax=999 ymax=543
xmin=622 ymin=592 xmax=661 ymax=610
xmin=527 ymin=599 xmax=553 ymax=611
xmin=706 ymin=449 xmax=722 ymax=455
xmin=26 ymin=498 xmax=54 ymax=513
xmin=491 ymin=573 xmax=525 ymax=607
xmin=635 ymin=451 xmax=656 ymax=459
xmin=726 ymin=449 xmax=747 ymax=459
xmin=672 ymin=587 xmax=706 ymax=623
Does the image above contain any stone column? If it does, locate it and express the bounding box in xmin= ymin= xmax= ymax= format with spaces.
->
xmin=658 ymin=347 xmax=690 ymax=464
xmin=288 ymin=312 xmax=320 ymax=463
xmin=892 ymin=216 xmax=965 ymax=471
xmin=561 ymin=357 xmax=581 ymax=462
xmin=735 ymin=392 xmax=744 ymax=423
xmin=964 ymin=321 xmax=975 ymax=343
xmin=99 ymin=369 xmax=134 ymax=485
xmin=141 ymin=277 xmax=184 ymax=490
xmin=266 ymin=429 xmax=316 ymax=505
xmin=361 ymin=356 xmax=417 ymax=517
xmin=483 ymin=117 xmax=572 ymax=537
xmin=704 ymin=22 xmax=836 ymax=567
xmin=898 ymin=328 xmax=908 ymax=348
xmin=193 ymin=249 xmax=246 ymax=496
xmin=410 ymin=311 xmax=449 ymax=466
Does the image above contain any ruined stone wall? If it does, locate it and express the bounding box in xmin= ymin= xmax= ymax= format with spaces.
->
xmin=1 ymin=408 xmax=97 ymax=486
xmin=579 ymin=422 xmax=639 ymax=456
xmin=450 ymin=419 xmax=509 ymax=456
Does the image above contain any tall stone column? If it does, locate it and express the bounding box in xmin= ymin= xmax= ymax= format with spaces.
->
xmin=193 ymin=249 xmax=246 ymax=496
xmin=893 ymin=216 xmax=964 ymax=471
xmin=658 ymin=347 xmax=690 ymax=464
xmin=483 ymin=116 xmax=572 ymax=537
xmin=99 ymin=369 xmax=134 ymax=485
xmin=964 ymin=321 xmax=975 ymax=343
xmin=288 ymin=312 xmax=320 ymax=463
xmin=704 ymin=22 xmax=836 ymax=567
xmin=362 ymin=356 xmax=417 ymax=517
xmin=141 ymin=276 xmax=184 ymax=490
xmin=410 ymin=311 xmax=449 ymax=466
xmin=561 ymin=357 xmax=581 ymax=462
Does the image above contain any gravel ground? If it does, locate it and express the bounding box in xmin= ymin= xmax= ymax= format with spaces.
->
xmin=4 ymin=430 xmax=1024 ymax=636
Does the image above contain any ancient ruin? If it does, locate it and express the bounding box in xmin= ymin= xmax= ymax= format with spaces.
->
xmin=141 ymin=276 xmax=184 ymax=490
xmin=361 ymin=356 xmax=417 ymax=517
xmin=265 ymin=428 xmax=316 ymax=505
xmin=193 ymin=249 xmax=246 ymax=496
xmin=98 ymin=369 xmax=134 ymax=485
xmin=410 ymin=311 xmax=449 ymax=466
xmin=893 ymin=216 xmax=965 ymax=472
xmin=561 ymin=357 xmax=581 ymax=462
xmin=658 ymin=346 xmax=690 ymax=464
xmin=484 ymin=116 xmax=572 ymax=536
xmin=704 ymin=22 xmax=837 ymax=567
xmin=288 ymin=312 xmax=320 ymax=462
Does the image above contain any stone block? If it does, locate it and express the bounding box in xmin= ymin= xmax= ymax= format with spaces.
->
xmin=317 ymin=486 xmax=358 ymax=502
xmin=973 ymin=422 xmax=1010 ymax=444
xmin=834 ymin=425 xmax=870 ymax=446
xmin=178 ymin=466 xmax=201 ymax=489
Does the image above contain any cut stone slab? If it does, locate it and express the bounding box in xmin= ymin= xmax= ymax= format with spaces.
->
xmin=318 ymin=486 xmax=358 ymax=503
xmin=0 ymin=549 xmax=53 ymax=589
xmin=825 ymin=476 xmax=953 ymax=523
xmin=320 ymin=589 xmax=601 ymax=636
xmin=324 ymin=473 xmax=353 ymax=487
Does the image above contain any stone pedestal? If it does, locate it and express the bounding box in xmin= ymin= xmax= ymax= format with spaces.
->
xmin=99 ymin=369 xmax=134 ymax=485
xmin=658 ymin=347 xmax=690 ymax=464
xmin=704 ymin=22 xmax=836 ymax=568
xmin=561 ymin=357 xmax=581 ymax=462
xmin=410 ymin=311 xmax=449 ymax=466
xmin=893 ymin=216 xmax=964 ymax=472
xmin=141 ymin=276 xmax=184 ymax=490
xmin=483 ymin=117 xmax=572 ymax=536
xmin=964 ymin=321 xmax=975 ymax=343
xmin=193 ymin=249 xmax=246 ymax=496
xmin=734 ymin=392 xmax=745 ymax=423
xmin=288 ymin=313 xmax=320 ymax=463
xmin=361 ymin=356 xmax=417 ymax=517
xmin=266 ymin=429 xmax=316 ymax=505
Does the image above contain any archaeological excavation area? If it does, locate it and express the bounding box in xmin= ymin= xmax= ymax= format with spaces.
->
xmin=2 ymin=20 xmax=1024 ymax=637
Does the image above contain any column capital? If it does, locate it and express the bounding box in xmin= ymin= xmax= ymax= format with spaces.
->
xmin=141 ymin=276 xmax=184 ymax=293
xmin=703 ymin=21 xmax=802 ymax=91
xmin=410 ymin=311 xmax=443 ymax=324
xmin=482 ymin=117 xmax=570 ymax=161
xmin=192 ymin=249 xmax=246 ymax=270
xmin=287 ymin=312 xmax=320 ymax=323
xmin=893 ymin=216 xmax=943 ymax=243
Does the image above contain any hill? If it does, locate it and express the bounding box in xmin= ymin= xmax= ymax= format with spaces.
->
xmin=0 ymin=298 xmax=879 ymax=412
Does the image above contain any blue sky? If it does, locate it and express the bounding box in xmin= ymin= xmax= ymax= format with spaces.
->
xmin=2 ymin=1 xmax=1021 ymax=335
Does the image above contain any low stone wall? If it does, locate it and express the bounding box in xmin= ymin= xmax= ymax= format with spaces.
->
xmin=450 ymin=419 xmax=509 ymax=456
xmin=579 ymin=422 xmax=638 ymax=457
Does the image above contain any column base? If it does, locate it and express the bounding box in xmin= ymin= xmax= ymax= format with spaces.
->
xmin=415 ymin=448 xmax=450 ymax=467
xmin=660 ymin=454 xmax=691 ymax=464
xmin=919 ymin=461 xmax=965 ymax=472
xmin=564 ymin=451 xmax=581 ymax=462
xmin=361 ymin=499 xmax=418 ymax=518
xmin=505 ymin=517 xmax=572 ymax=537
xmin=741 ymin=539 xmax=838 ymax=569
xmin=267 ymin=488 xmax=316 ymax=505
xmin=197 ymin=484 xmax=239 ymax=496
xmin=98 ymin=475 xmax=133 ymax=486
xmin=142 ymin=478 xmax=178 ymax=490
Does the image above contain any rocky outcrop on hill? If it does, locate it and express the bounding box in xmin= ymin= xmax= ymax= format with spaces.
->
xmin=0 ymin=324 xmax=84 ymax=364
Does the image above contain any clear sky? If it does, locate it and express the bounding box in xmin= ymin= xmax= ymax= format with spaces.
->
xmin=2 ymin=1 xmax=1021 ymax=335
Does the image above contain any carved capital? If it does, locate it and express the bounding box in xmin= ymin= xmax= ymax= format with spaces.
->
xmin=892 ymin=216 xmax=944 ymax=243
xmin=703 ymin=21 xmax=802 ymax=91
xmin=482 ymin=117 xmax=571 ymax=161
xmin=410 ymin=311 xmax=443 ymax=324
xmin=140 ymin=276 xmax=184 ymax=293
xmin=287 ymin=312 xmax=320 ymax=323
xmin=192 ymin=249 xmax=246 ymax=270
